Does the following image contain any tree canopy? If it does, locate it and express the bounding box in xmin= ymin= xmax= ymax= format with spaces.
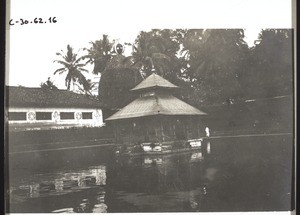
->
xmin=240 ymin=29 xmax=293 ymax=98
xmin=55 ymin=29 xmax=293 ymax=109
xmin=176 ymin=29 xmax=250 ymax=104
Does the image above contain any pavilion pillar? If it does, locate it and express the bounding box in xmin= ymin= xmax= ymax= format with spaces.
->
xmin=197 ymin=121 xmax=201 ymax=139
xmin=186 ymin=118 xmax=191 ymax=140
xmin=129 ymin=121 xmax=133 ymax=145
xmin=160 ymin=119 xmax=165 ymax=142
xmin=145 ymin=124 xmax=149 ymax=142
xmin=157 ymin=117 xmax=163 ymax=144
xmin=114 ymin=123 xmax=119 ymax=144
xmin=183 ymin=118 xmax=188 ymax=140
xmin=172 ymin=120 xmax=176 ymax=141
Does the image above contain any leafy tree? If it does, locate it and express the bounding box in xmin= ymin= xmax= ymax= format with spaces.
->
xmin=129 ymin=30 xmax=182 ymax=82
xmin=82 ymin=34 xmax=141 ymax=108
xmin=177 ymin=29 xmax=250 ymax=104
xmin=81 ymin=29 xmax=293 ymax=110
xmin=87 ymin=31 xmax=182 ymax=109
xmin=98 ymin=53 xmax=143 ymax=109
xmin=82 ymin=34 xmax=113 ymax=75
xmin=82 ymin=34 xmax=116 ymax=97
xmin=241 ymin=29 xmax=293 ymax=98
xmin=74 ymin=79 xmax=98 ymax=96
xmin=53 ymin=44 xmax=90 ymax=93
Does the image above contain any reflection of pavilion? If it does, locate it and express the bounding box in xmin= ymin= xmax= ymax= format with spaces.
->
xmin=143 ymin=151 xmax=204 ymax=167
xmin=106 ymin=73 xmax=207 ymax=154
xmin=111 ymin=151 xmax=208 ymax=195
xmin=190 ymin=152 xmax=204 ymax=162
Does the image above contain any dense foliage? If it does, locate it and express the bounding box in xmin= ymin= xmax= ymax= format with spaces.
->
xmin=241 ymin=29 xmax=293 ymax=98
xmin=55 ymin=29 xmax=293 ymax=109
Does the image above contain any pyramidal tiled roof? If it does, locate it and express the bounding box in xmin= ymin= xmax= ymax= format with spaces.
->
xmin=131 ymin=73 xmax=179 ymax=92
xmin=106 ymin=94 xmax=207 ymax=121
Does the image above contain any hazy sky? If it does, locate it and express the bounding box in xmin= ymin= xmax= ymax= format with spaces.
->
xmin=6 ymin=0 xmax=292 ymax=89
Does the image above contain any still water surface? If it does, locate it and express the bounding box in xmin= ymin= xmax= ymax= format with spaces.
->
xmin=9 ymin=135 xmax=293 ymax=212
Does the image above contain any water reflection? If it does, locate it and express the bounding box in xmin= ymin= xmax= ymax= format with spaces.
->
xmin=9 ymin=136 xmax=294 ymax=212
xmin=10 ymin=144 xmax=211 ymax=213
xmin=10 ymin=165 xmax=108 ymax=213
xmin=29 ymin=184 xmax=40 ymax=198
xmin=190 ymin=152 xmax=204 ymax=162
xmin=110 ymin=151 xmax=204 ymax=193
xmin=144 ymin=157 xmax=163 ymax=165
xmin=109 ymin=149 xmax=209 ymax=212
xmin=207 ymin=142 xmax=211 ymax=154
xmin=52 ymin=190 xmax=107 ymax=213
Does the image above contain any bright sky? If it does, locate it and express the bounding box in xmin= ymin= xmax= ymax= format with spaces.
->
xmin=6 ymin=0 xmax=292 ymax=90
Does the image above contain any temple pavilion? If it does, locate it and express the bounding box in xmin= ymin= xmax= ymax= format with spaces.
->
xmin=106 ymin=73 xmax=207 ymax=153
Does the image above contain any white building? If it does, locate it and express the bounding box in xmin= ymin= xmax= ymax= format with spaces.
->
xmin=7 ymin=86 xmax=105 ymax=131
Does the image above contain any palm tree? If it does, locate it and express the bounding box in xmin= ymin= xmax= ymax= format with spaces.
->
xmin=53 ymin=44 xmax=90 ymax=92
xmin=82 ymin=34 xmax=113 ymax=75
xmin=74 ymin=79 xmax=98 ymax=96
xmin=128 ymin=31 xmax=174 ymax=78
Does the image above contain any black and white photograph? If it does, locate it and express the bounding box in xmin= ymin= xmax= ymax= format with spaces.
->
xmin=5 ymin=0 xmax=295 ymax=214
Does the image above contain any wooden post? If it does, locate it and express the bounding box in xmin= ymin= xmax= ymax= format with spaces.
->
xmin=145 ymin=124 xmax=149 ymax=142
xmin=172 ymin=122 xmax=176 ymax=140
xmin=156 ymin=118 xmax=162 ymax=144
xmin=160 ymin=119 xmax=165 ymax=142
xmin=129 ymin=121 xmax=133 ymax=145
xmin=197 ymin=120 xmax=201 ymax=139
xmin=187 ymin=118 xmax=192 ymax=140
xmin=114 ymin=124 xmax=118 ymax=144
xmin=183 ymin=118 xmax=188 ymax=140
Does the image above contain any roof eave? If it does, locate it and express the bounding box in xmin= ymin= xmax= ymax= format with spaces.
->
xmin=130 ymin=85 xmax=179 ymax=92
xmin=106 ymin=112 xmax=207 ymax=121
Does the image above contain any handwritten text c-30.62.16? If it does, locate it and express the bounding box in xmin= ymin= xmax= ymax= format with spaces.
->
xmin=9 ymin=17 xmax=57 ymax=26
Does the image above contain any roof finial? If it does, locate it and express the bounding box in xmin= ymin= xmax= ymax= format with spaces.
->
xmin=151 ymin=67 xmax=156 ymax=74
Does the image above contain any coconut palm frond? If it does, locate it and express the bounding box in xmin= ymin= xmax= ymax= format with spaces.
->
xmin=75 ymin=63 xmax=87 ymax=67
xmin=78 ymin=67 xmax=89 ymax=73
xmin=53 ymin=60 xmax=71 ymax=67
xmin=54 ymin=44 xmax=92 ymax=91
xmin=74 ymin=57 xmax=84 ymax=64
xmin=54 ymin=67 xmax=66 ymax=75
